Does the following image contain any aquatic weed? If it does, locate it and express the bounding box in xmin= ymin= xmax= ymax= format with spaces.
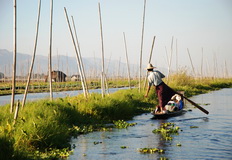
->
xmin=34 ymin=147 xmax=73 ymax=159
xmin=120 ymin=146 xmax=128 ymax=149
xmin=113 ymin=120 xmax=137 ymax=129
xmin=190 ymin=126 xmax=199 ymax=128
xmin=138 ymin=148 xmax=164 ymax=154
xmin=152 ymin=122 xmax=180 ymax=141
xmin=159 ymin=157 xmax=169 ymax=160
xmin=176 ymin=143 xmax=182 ymax=147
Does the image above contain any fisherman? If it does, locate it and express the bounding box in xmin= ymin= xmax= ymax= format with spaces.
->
xmin=144 ymin=63 xmax=177 ymax=114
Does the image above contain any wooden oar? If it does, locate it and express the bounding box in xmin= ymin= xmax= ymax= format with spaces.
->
xmin=182 ymin=96 xmax=209 ymax=115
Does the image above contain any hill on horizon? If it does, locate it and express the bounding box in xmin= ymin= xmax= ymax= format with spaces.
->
xmin=0 ymin=49 xmax=154 ymax=78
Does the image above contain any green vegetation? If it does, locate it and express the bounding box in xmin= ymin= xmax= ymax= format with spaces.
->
xmin=0 ymin=89 xmax=152 ymax=159
xmin=167 ymin=72 xmax=232 ymax=97
xmin=0 ymin=73 xmax=232 ymax=159
xmin=120 ymin=146 xmax=128 ymax=149
xmin=190 ymin=126 xmax=199 ymax=128
xmin=152 ymin=122 xmax=180 ymax=141
xmin=176 ymin=143 xmax=182 ymax=147
xmin=113 ymin=120 xmax=137 ymax=129
xmin=138 ymin=147 xmax=164 ymax=154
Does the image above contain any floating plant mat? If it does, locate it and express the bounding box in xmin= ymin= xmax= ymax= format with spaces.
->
xmin=152 ymin=122 xmax=180 ymax=141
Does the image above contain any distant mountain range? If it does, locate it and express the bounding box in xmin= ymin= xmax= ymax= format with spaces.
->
xmin=0 ymin=49 xmax=144 ymax=78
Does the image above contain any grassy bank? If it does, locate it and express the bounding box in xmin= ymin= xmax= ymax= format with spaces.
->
xmin=0 ymin=89 xmax=153 ymax=159
xmin=0 ymin=75 xmax=232 ymax=159
xmin=167 ymin=72 xmax=232 ymax=96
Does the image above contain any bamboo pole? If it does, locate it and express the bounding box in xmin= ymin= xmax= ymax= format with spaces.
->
xmin=187 ymin=48 xmax=196 ymax=77
xmin=20 ymin=63 xmax=24 ymax=82
xmin=206 ymin=59 xmax=210 ymax=77
xmin=123 ymin=32 xmax=131 ymax=89
xmin=165 ymin=46 xmax=169 ymax=66
xmin=166 ymin=36 xmax=174 ymax=84
xmin=93 ymin=52 xmax=96 ymax=79
xmin=224 ymin=60 xmax=228 ymax=78
xmin=105 ymin=53 xmax=112 ymax=76
xmin=22 ymin=0 xmax=41 ymax=108
xmin=104 ymin=73 xmax=109 ymax=95
xmin=201 ymin=48 xmax=203 ymax=78
xmin=64 ymin=7 xmax=86 ymax=97
xmin=71 ymin=16 xmax=89 ymax=96
xmin=117 ymin=57 xmax=121 ymax=87
xmin=48 ymin=0 xmax=53 ymax=100
xmin=10 ymin=0 xmax=17 ymax=113
xmin=8 ymin=62 xmax=10 ymax=80
xmin=98 ymin=3 xmax=106 ymax=97
xmin=148 ymin=36 xmax=156 ymax=63
xmin=104 ymin=55 xmax=110 ymax=94
xmin=4 ymin=65 xmax=6 ymax=82
xmin=176 ymin=39 xmax=178 ymax=73
xmin=214 ymin=53 xmax=218 ymax=78
xmin=66 ymin=52 xmax=69 ymax=78
xmin=13 ymin=99 xmax=20 ymax=125
xmin=139 ymin=0 xmax=146 ymax=92
xmin=143 ymin=36 xmax=156 ymax=90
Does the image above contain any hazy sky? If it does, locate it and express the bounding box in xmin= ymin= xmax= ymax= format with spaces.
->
xmin=0 ymin=0 xmax=232 ymax=76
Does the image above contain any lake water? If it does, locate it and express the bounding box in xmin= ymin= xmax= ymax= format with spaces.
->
xmin=0 ymin=87 xmax=129 ymax=106
xmin=68 ymin=88 xmax=232 ymax=160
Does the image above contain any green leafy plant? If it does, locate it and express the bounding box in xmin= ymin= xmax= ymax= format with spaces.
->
xmin=113 ymin=120 xmax=137 ymax=129
xmin=138 ymin=148 xmax=164 ymax=154
xmin=152 ymin=122 xmax=180 ymax=141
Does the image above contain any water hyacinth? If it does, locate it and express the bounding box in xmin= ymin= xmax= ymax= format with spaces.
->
xmin=138 ymin=148 xmax=164 ymax=154
xmin=190 ymin=126 xmax=199 ymax=128
xmin=120 ymin=146 xmax=128 ymax=149
xmin=113 ymin=120 xmax=137 ymax=129
xmin=152 ymin=122 xmax=180 ymax=141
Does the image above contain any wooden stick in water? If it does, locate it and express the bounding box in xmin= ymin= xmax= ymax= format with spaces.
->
xmin=71 ymin=16 xmax=89 ymax=96
xmin=11 ymin=0 xmax=17 ymax=113
xmin=139 ymin=0 xmax=146 ymax=92
xmin=13 ymin=99 xmax=20 ymax=125
xmin=48 ymin=0 xmax=53 ymax=100
xmin=123 ymin=32 xmax=131 ymax=89
xmin=98 ymin=3 xmax=106 ymax=97
xmin=143 ymin=36 xmax=156 ymax=90
xmin=64 ymin=7 xmax=87 ymax=97
xmin=22 ymin=0 xmax=41 ymax=108
xmin=166 ymin=36 xmax=174 ymax=85
xmin=187 ymin=48 xmax=196 ymax=77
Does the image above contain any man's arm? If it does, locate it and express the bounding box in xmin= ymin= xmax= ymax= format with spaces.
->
xmin=144 ymin=85 xmax=151 ymax=97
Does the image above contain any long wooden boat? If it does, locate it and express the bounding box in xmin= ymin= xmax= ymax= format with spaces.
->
xmin=151 ymin=109 xmax=187 ymax=119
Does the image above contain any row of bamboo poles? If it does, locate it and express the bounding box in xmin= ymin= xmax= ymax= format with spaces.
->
xmin=8 ymin=0 xmax=231 ymax=115
xmin=9 ymin=0 xmax=138 ymax=114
